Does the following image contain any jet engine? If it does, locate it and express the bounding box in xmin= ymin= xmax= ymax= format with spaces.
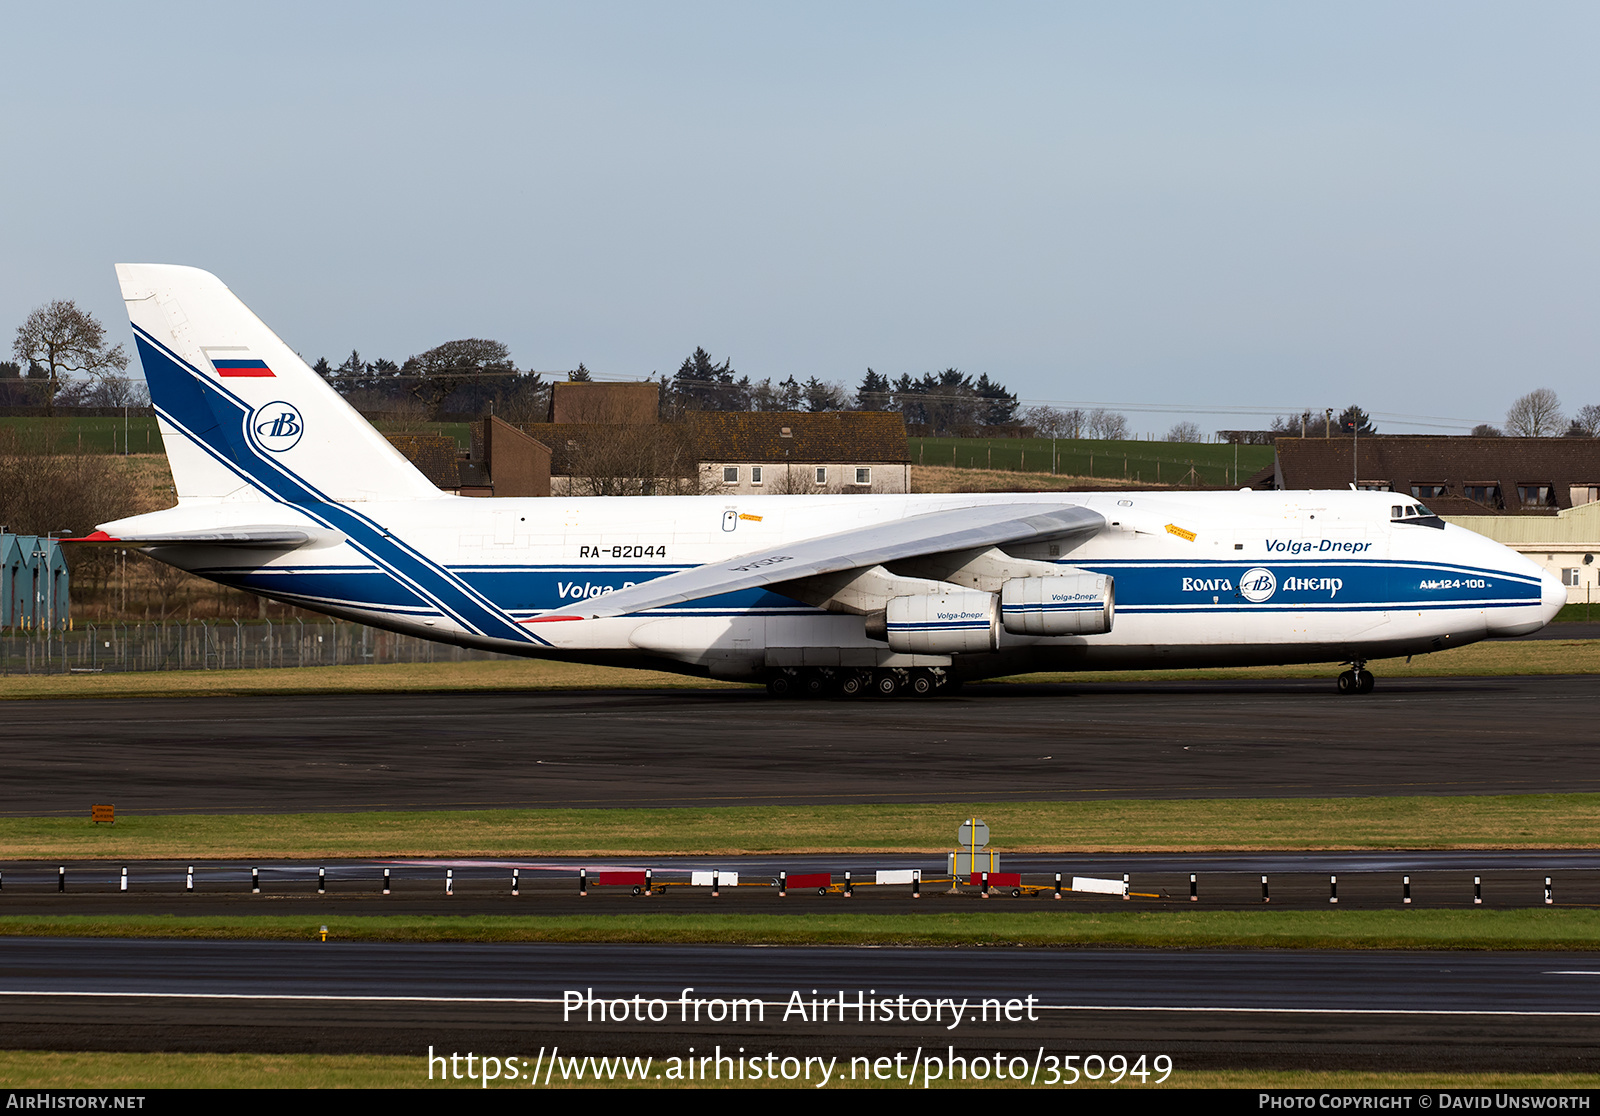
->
xmin=1000 ymin=573 xmax=1114 ymax=636
xmin=871 ymin=591 xmax=1001 ymax=654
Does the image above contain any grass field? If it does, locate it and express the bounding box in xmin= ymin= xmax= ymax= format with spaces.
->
xmin=3 ymin=634 xmax=1596 ymax=701
xmin=3 ymin=910 xmax=1600 ymax=949
xmin=910 ymin=465 xmax=1144 ymax=492
xmin=0 ymin=415 xmax=473 ymax=454
xmin=1 ymin=1049 xmax=1591 ymax=1089
xmin=0 ymin=657 xmax=751 ymax=700
xmin=0 ymin=415 xmax=162 ymax=454
xmin=909 ymin=436 xmax=1275 ymax=486
xmin=7 ymin=793 xmax=1599 ymax=858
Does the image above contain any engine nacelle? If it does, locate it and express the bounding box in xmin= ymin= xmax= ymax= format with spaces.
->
xmin=1000 ymin=573 xmax=1114 ymax=636
xmin=881 ymin=591 xmax=1000 ymax=654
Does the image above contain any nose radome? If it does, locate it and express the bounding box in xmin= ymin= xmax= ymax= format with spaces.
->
xmin=1541 ymin=568 xmax=1568 ymax=622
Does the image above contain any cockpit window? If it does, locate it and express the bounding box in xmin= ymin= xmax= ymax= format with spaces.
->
xmin=1391 ymin=502 xmax=1444 ymax=528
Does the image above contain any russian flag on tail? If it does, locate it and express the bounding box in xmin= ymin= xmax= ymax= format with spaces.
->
xmin=211 ymin=358 xmax=274 ymax=378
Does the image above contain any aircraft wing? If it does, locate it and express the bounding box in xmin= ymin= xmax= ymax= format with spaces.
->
xmin=537 ymin=502 xmax=1106 ymax=621
xmin=63 ymin=528 xmax=312 ymax=549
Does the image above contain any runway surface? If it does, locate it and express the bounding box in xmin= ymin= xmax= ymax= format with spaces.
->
xmin=6 ymin=674 xmax=1599 ymax=1072
xmin=4 ymin=938 xmax=1600 ymax=1072
xmin=3 ymin=674 xmax=1599 ymax=814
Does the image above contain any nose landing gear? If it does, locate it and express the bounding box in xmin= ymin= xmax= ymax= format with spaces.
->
xmin=1336 ymin=662 xmax=1375 ymax=695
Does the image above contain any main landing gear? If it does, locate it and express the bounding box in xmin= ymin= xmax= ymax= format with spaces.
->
xmin=765 ymin=666 xmax=958 ymax=700
xmin=1336 ymin=662 xmax=1376 ymax=695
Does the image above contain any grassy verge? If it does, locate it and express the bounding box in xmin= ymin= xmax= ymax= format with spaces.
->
xmin=911 ymin=465 xmax=1145 ymax=492
xmin=4 ymin=910 xmax=1600 ymax=949
xmin=5 ymin=793 xmax=1600 ymax=858
xmin=4 ymin=637 xmax=1597 ymax=701
xmin=993 ymin=637 xmax=1600 ymax=683
xmin=1 ymin=1050 xmax=1594 ymax=1089
xmin=0 ymin=658 xmax=750 ymax=700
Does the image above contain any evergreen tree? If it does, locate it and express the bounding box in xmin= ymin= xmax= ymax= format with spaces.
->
xmin=334 ymin=350 xmax=367 ymax=395
xmin=856 ymin=368 xmax=891 ymax=410
xmin=670 ymin=347 xmax=737 ymax=411
xmin=974 ymin=372 xmax=1019 ymax=425
xmin=1338 ymin=405 xmax=1376 ymax=437
xmin=802 ymin=376 xmax=846 ymax=412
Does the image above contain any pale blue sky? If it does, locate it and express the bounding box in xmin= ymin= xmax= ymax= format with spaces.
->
xmin=4 ymin=3 xmax=1597 ymax=434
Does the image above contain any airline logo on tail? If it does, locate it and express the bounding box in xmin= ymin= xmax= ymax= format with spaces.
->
xmin=252 ymin=402 xmax=305 ymax=452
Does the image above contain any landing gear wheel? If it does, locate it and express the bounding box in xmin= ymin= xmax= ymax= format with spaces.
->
xmin=767 ymin=674 xmax=795 ymax=698
xmin=799 ymin=669 xmax=829 ymax=698
xmin=873 ymin=670 xmax=901 ymax=698
xmin=908 ymin=669 xmax=936 ymax=698
xmin=838 ymin=672 xmax=868 ymax=699
xmin=1337 ymin=667 xmax=1376 ymax=695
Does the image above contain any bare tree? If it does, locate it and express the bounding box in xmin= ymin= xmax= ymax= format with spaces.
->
xmin=1022 ymin=405 xmax=1085 ymax=438
xmin=1567 ymin=404 xmax=1600 ymax=437
xmin=403 ymin=338 xmax=514 ymax=420
xmin=1505 ymin=388 xmax=1565 ymax=437
xmin=12 ymin=301 xmax=128 ymax=417
xmin=802 ymin=376 xmax=849 ymax=412
xmin=1165 ymin=420 xmax=1202 ymax=442
xmin=564 ymin=424 xmax=712 ymax=496
xmin=0 ymin=427 xmax=145 ymax=586
xmin=761 ymin=465 xmax=832 ymax=495
xmin=1471 ymin=423 xmax=1503 ymax=437
xmin=1086 ymin=408 xmax=1130 ymax=440
xmin=80 ymin=375 xmax=149 ymax=408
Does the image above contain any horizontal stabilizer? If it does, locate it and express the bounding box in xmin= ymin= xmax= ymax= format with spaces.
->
xmin=538 ymin=502 xmax=1106 ymax=621
xmin=64 ymin=528 xmax=311 ymax=549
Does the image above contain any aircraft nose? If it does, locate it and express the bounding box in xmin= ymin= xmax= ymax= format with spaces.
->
xmin=1541 ymin=567 xmax=1568 ymax=622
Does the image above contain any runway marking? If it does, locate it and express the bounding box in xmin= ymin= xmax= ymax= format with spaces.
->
xmin=3 ymin=990 xmax=1600 ymax=1018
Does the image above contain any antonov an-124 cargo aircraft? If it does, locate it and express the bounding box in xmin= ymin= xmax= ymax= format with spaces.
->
xmin=71 ymin=265 xmax=1564 ymax=698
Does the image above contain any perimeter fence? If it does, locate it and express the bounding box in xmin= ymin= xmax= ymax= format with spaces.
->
xmin=0 ymin=619 xmax=516 ymax=675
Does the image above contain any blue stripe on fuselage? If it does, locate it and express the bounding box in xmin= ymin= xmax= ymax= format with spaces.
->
xmin=187 ymin=556 xmax=1540 ymax=622
xmin=1073 ymin=559 xmax=1539 ymax=612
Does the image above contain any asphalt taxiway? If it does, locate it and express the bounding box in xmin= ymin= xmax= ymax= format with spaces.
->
xmin=4 ymin=939 xmax=1599 ymax=1071
xmin=5 ymin=673 xmax=1598 ymax=1072
xmin=2 ymin=674 xmax=1598 ymax=814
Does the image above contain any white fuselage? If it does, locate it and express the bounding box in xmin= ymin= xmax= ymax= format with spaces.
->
xmin=108 ymin=487 xmax=1565 ymax=682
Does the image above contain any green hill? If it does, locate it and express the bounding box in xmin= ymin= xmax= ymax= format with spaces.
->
xmin=909 ymin=436 xmax=1274 ymax=487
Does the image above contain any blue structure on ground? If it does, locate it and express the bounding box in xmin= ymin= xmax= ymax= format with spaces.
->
xmin=1 ymin=533 xmax=71 ymax=630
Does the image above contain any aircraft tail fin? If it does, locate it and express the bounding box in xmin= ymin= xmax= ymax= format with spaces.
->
xmin=116 ymin=264 xmax=444 ymax=504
